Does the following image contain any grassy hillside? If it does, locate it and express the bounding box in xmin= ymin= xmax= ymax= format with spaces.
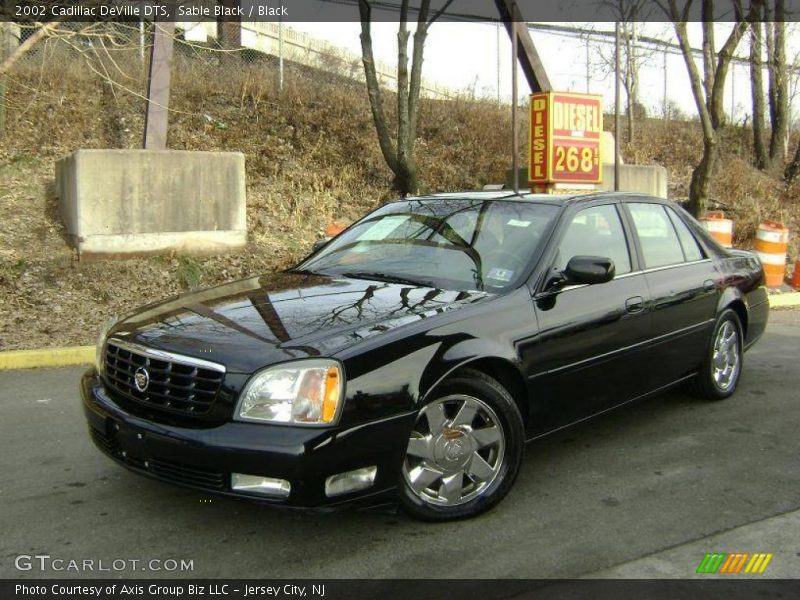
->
xmin=0 ymin=51 xmax=798 ymax=350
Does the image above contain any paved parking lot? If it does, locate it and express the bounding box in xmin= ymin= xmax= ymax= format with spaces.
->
xmin=1 ymin=310 xmax=799 ymax=579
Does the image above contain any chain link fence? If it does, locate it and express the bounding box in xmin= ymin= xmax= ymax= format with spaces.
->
xmin=5 ymin=20 xmax=456 ymax=100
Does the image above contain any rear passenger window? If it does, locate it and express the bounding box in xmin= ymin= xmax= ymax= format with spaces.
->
xmin=556 ymin=204 xmax=631 ymax=275
xmin=628 ymin=203 xmax=685 ymax=268
xmin=666 ymin=207 xmax=704 ymax=262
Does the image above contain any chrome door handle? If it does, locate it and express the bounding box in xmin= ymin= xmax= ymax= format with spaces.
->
xmin=625 ymin=296 xmax=644 ymax=314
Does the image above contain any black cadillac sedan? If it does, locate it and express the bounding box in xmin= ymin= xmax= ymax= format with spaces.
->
xmin=82 ymin=191 xmax=769 ymax=520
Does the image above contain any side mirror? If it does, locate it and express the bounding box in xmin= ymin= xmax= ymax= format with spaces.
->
xmin=564 ymin=255 xmax=615 ymax=285
xmin=312 ymin=238 xmax=330 ymax=252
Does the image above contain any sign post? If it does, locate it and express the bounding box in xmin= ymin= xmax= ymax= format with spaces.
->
xmin=528 ymin=92 xmax=603 ymax=193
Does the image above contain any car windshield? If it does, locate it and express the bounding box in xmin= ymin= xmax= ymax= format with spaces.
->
xmin=295 ymin=198 xmax=560 ymax=291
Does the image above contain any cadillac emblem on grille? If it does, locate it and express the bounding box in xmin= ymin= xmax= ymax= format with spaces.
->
xmin=133 ymin=367 xmax=150 ymax=392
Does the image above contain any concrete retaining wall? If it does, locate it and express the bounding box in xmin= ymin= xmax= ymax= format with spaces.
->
xmin=55 ymin=149 xmax=247 ymax=259
xmin=599 ymin=163 xmax=668 ymax=198
xmin=505 ymin=163 xmax=668 ymax=198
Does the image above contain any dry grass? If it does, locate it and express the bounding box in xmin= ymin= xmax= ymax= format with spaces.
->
xmin=1 ymin=50 xmax=799 ymax=350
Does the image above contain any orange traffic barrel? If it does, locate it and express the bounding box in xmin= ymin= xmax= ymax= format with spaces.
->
xmin=754 ymin=220 xmax=789 ymax=287
xmin=791 ymin=259 xmax=800 ymax=290
xmin=325 ymin=222 xmax=346 ymax=237
xmin=699 ymin=211 xmax=733 ymax=248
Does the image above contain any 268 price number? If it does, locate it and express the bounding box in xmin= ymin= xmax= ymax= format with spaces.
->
xmin=554 ymin=145 xmax=598 ymax=174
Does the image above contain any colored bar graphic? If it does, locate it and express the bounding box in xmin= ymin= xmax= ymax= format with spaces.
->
xmin=697 ymin=552 xmax=773 ymax=574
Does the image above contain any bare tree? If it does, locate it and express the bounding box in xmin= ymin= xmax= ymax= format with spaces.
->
xmin=660 ymin=0 xmax=749 ymax=216
xmin=583 ymin=1 xmax=656 ymax=144
xmin=358 ymin=0 xmax=451 ymax=196
xmin=749 ymin=8 xmax=768 ymax=170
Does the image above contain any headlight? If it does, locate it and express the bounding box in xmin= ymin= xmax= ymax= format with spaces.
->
xmin=95 ymin=316 xmax=118 ymax=374
xmin=235 ymin=359 xmax=344 ymax=426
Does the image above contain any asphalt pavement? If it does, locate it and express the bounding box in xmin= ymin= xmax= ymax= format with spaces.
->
xmin=1 ymin=310 xmax=799 ymax=579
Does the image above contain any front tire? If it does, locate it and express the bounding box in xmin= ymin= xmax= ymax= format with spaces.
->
xmin=689 ymin=309 xmax=743 ymax=401
xmin=399 ymin=369 xmax=524 ymax=521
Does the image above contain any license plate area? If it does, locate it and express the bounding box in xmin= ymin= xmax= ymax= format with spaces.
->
xmin=107 ymin=419 xmax=148 ymax=465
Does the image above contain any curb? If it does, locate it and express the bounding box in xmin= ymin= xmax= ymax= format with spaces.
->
xmin=1 ymin=295 xmax=799 ymax=371
xmin=0 ymin=346 xmax=94 ymax=370
xmin=769 ymin=292 xmax=800 ymax=308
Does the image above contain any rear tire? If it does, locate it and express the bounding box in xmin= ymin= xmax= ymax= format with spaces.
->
xmin=688 ymin=309 xmax=743 ymax=401
xmin=398 ymin=369 xmax=524 ymax=521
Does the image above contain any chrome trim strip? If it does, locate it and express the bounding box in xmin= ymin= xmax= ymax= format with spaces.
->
xmin=550 ymin=259 xmax=714 ymax=293
xmin=641 ymin=258 xmax=713 ymax=274
xmin=106 ymin=338 xmax=226 ymax=373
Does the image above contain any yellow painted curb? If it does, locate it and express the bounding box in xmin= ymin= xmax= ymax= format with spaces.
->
xmin=0 ymin=346 xmax=94 ymax=370
xmin=769 ymin=292 xmax=800 ymax=308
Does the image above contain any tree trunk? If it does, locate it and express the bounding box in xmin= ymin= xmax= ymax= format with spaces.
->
xmin=687 ymin=137 xmax=717 ymax=216
xmin=358 ymin=0 xmax=398 ymax=177
xmin=393 ymin=158 xmax=418 ymax=196
xmin=750 ymin=21 xmax=767 ymax=170
xmin=396 ymin=1 xmax=411 ymax=189
xmin=785 ymin=141 xmax=800 ymax=182
xmin=766 ymin=1 xmax=788 ymax=169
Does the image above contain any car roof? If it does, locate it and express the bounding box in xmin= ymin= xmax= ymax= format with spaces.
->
xmin=402 ymin=190 xmax=665 ymax=207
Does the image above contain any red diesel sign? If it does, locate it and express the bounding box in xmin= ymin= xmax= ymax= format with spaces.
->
xmin=529 ymin=92 xmax=603 ymax=187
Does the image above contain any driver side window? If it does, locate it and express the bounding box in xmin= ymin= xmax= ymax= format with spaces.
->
xmin=555 ymin=204 xmax=631 ymax=275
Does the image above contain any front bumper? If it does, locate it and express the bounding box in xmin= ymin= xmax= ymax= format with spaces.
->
xmin=81 ymin=370 xmax=414 ymax=508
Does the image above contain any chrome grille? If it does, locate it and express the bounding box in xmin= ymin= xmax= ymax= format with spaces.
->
xmin=103 ymin=340 xmax=225 ymax=416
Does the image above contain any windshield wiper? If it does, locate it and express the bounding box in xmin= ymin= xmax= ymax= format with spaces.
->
xmin=340 ymin=271 xmax=434 ymax=288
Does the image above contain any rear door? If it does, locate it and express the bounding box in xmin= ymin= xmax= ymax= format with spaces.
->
xmin=527 ymin=201 xmax=652 ymax=431
xmin=623 ymin=201 xmax=720 ymax=388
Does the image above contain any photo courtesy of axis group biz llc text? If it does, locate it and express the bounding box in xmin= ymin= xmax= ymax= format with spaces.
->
xmin=1 ymin=0 xmax=799 ymax=599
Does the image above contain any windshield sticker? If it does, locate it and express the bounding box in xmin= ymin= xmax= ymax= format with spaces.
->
xmin=360 ymin=215 xmax=410 ymax=240
xmin=487 ymin=267 xmax=514 ymax=282
xmin=507 ymin=219 xmax=531 ymax=227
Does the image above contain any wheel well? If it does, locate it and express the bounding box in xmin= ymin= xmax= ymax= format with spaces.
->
xmin=727 ymin=300 xmax=748 ymax=338
xmin=453 ymin=358 xmax=529 ymax=425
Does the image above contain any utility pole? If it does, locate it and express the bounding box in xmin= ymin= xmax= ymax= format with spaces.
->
xmin=143 ymin=19 xmax=175 ymax=149
xmin=278 ymin=16 xmax=284 ymax=92
xmin=730 ymin=62 xmax=735 ymax=122
xmin=139 ymin=19 xmax=145 ymax=64
xmin=511 ymin=19 xmax=519 ymax=194
xmin=585 ymin=41 xmax=590 ymax=93
xmin=663 ymin=47 xmax=668 ymax=121
xmin=614 ymin=21 xmax=621 ymax=191
xmin=496 ymin=22 xmax=501 ymax=104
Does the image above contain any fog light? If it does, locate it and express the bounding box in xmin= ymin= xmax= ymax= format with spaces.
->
xmin=231 ymin=473 xmax=291 ymax=498
xmin=325 ymin=466 xmax=377 ymax=498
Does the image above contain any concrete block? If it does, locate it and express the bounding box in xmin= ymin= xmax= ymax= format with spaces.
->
xmin=55 ymin=149 xmax=246 ymax=259
xmin=505 ymin=163 xmax=668 ymax=199
xmin=599 ymin=163 xmax=668 ymax=198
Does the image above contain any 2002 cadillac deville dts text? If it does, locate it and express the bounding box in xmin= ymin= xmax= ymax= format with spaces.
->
xmin=82 ymin=192 xmax=768 ymax=520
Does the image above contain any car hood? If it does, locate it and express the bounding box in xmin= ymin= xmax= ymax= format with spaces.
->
xmin=109 ymin=272 xmax=492 ymax=373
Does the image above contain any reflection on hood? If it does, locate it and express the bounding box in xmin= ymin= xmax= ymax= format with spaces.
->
xmin=110 ymin=272 xmax=493 ymax=372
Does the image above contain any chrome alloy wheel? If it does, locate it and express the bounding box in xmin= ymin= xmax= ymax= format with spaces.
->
xmin=402 ymin=395 xmax=506 ymax=507
xmin=712 ymin=320 xmax=740 ymax=391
